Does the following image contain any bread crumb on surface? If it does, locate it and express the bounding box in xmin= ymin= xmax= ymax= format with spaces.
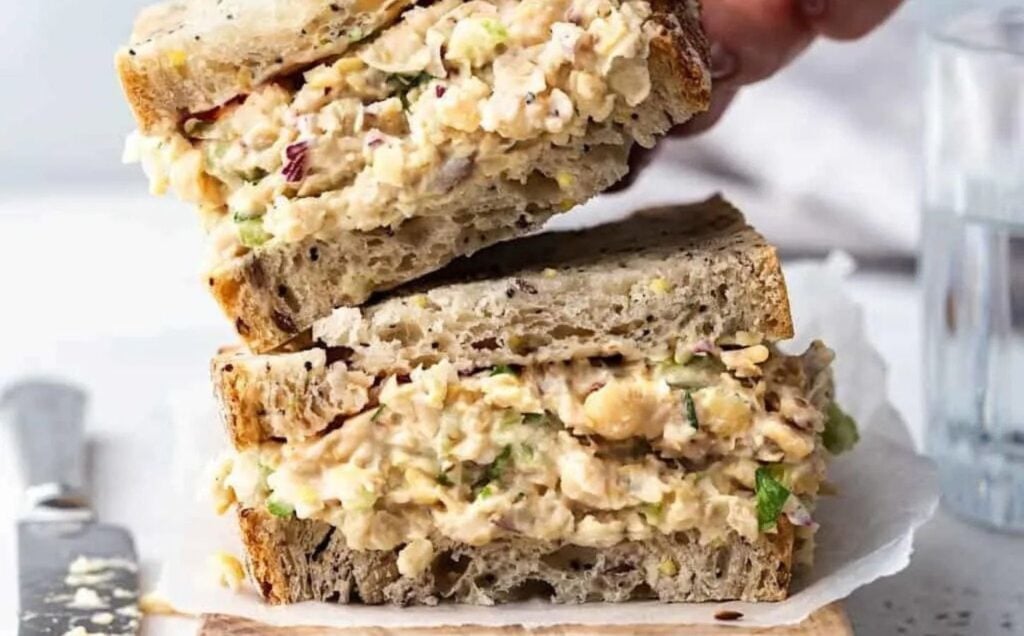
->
xmin=90 ymin=612 xmax=115 ymax=626
xmin=139 ymin=591 xmax=180 ymax=615
xmin=210 ymin=551 xmax=247 ymax=591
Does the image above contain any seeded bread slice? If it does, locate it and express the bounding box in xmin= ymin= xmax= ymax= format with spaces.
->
xmin=116 ymin=0 xmax=416 ymax=134
xmin=238 ymin=508 xmax=795 ymax=605
xmin=204 ymin=0 xmax=710 ymax=353
xmin=212 ymin=196 xmax=792 ymax=447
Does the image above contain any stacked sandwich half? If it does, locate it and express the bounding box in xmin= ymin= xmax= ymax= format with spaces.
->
xmin=118 ymin=0 xmax=857 ymax=607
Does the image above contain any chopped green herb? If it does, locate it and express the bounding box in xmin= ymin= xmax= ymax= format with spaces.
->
xmin=485 ymin=446 xmax=513 ymax=483
xmin=640 ymin=502 xmax=664 ymax=523
xmin=232 ymin=210 xmax=262 ymax=223
xmin=823 ymin=403 xmax=860 ymax=455
xmin=660 ymin=357 xmax=723 ymax=389
xmin=514 ymin=491 xmax=527 ymax=503
xmin=471 ymin=446 xmax=514 ymax=496
xmin=346 ymin=27 xmax=365 ymax=42
xmin=371 ymin=406 xmax=385 ymax=422
xmin=684 ymin=391 xmax=699 ymax=430
xmin=523 ymin=412 xmax=548 ymax=426
xmin=241 ymin=166 xmax=269 ymax=184
xmin=476 ymin=484 xmax=494 ymax=500
xmin=387 ymin=72 xmax=432 ymax=109
xmin=515 ymin=443 xmax=535 ymax=462
xmin=490 ymin=364 xmax=515 ymax=376
xmin=499 ymin=410 xmax=521 ymax=429
xmin=436 ymin=470 xmax=454 ymax=487
xmin=755 ymin=466 xmax=791 ymax=532
xmin=479 ymin=18 xmax=509 ymax=41
xmin=237 ymin=218 xmax=271 ymax=247
xmin=266 ymin=500 xmax=294 ymax=518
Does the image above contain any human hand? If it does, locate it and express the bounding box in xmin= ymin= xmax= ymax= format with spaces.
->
xmin=612 ymin=0 xmax=903 ymax=188
xmin=682 ymin=0 xmax=905 ymax=135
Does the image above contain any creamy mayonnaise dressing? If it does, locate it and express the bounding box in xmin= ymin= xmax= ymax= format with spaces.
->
xmin=212 ymin=341 xmax=834 ymax=555
xmin=125 ymin=0 xmax=659 ymax=265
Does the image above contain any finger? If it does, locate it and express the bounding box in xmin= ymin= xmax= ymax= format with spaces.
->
xmin=674 ymin=85 xmax=740 ymax=137
xmin=800 ymin=0 xmax=903 ymax=41
xmin=702 ymin=0 xmax=816 ymax=87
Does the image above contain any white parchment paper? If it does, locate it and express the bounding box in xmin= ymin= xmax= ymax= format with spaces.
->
xmin=158 ymin=254 xmax=939 ymax=628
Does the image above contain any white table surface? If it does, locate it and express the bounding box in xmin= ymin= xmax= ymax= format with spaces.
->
xmin=1 ymin=192 xmax=1021 ymax=635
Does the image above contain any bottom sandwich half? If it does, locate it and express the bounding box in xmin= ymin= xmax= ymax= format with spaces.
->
xmin=207 ymin=198 xmax=858 ymax=606
xmin=238 ymin=509 xmax=795 ymax=605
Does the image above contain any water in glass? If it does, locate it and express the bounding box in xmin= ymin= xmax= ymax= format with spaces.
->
xmin=922 ymin=8 xmax=1024 ymax=532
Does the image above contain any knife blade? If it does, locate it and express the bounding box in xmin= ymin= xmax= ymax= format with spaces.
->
xmin=2 ymin=381 xmax=141 ymax=636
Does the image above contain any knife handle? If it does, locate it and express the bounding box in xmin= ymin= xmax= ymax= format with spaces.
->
xmin=1 ymin=380 xmax=89 ymax=512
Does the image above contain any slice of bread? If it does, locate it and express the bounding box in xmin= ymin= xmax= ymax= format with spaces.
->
xmin=238 ymin=507 xmax=794 ymax=605
xmin=212 ymin=196 xmax=793 ymax=447
xmin=118 ymin=0 xmax=711 ymax=353
xmin=116 ymin=0 xmax=417 ymax=134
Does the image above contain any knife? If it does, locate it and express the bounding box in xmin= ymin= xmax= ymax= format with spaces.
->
xmin=2 ymin=381 xmax=140 ymax=636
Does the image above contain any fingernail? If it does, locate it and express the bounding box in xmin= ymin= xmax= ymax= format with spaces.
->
xmin=709 ymin=42 xmax=738 ymax=81
xmin=801 ymin=0 xmax=828 ymax=18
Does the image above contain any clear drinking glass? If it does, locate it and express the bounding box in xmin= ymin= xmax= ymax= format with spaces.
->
xmin=922 ymin=7 xmax=1024 ymax=532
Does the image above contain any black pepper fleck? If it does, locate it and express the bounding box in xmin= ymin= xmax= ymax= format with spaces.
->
xmin=272 ymin=311 xmax=298 ymax=334
xmin=224 ymin=364 xmax=234 ymax=373
xmin=309 ymin=246 xmax=320 ymax=262
xmin=714 ymin=611 xmax=742 ymax=622
xmin=330 ymin=2 xmax=341 ymax=9
xmin=304 ymin=361 xmax=313 ymax=372
xmin=129 ymin=49 xmax=137 ymax=56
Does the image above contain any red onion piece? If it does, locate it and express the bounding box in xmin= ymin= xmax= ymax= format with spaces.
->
xmin=282 ymin=141 xmax=310 ymax=183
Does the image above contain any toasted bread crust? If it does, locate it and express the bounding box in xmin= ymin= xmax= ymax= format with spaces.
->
xmin=116 ymin=0 xmax=414 ymax=133
xmin=237 ymin=508 xmax=794 ymax=605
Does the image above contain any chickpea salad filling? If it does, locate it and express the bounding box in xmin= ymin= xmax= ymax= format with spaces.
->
xmin=125 ymin=0 xmax=662 ymax=264
xmin=212 ymin=338 xmax=859 ymax=575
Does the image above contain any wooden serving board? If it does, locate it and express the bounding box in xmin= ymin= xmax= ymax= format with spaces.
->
xmin=198 ymin=602 xmax=851 ymax=635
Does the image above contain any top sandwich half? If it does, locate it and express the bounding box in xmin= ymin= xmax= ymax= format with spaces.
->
xmin=116 ymin=0 xmax=711 ymax=353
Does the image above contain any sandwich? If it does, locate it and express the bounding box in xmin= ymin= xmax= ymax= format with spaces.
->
xmin=208 ymin=197 xmax=858 ymax=605
xmin=117 ymin=0 xmax=711 ymax=352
